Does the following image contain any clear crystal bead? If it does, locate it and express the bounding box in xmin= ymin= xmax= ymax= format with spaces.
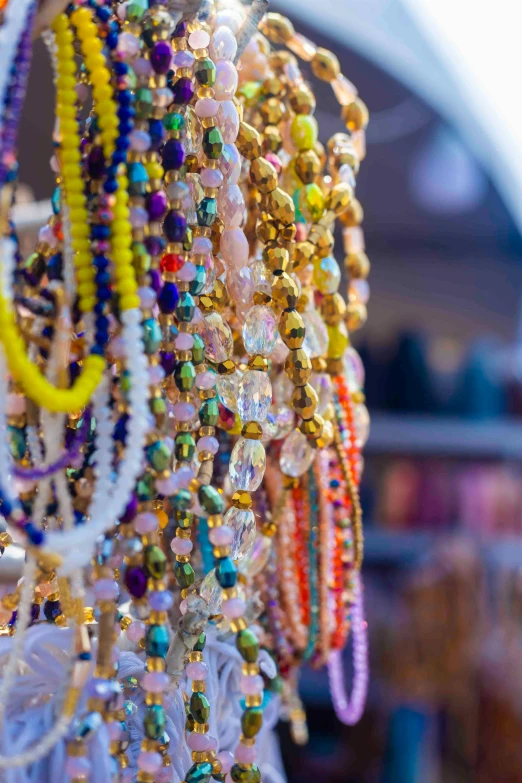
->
xmin=216 ymin=368 xmax=242 ymax=412
xmin=343 ymin=347 xmax=365 ymax=392
xmin=302 ymin=309 xmax=328 ymax=359
xmin=229 ymin=437 xmax=266 ymax=491
xmin=223 ymin=506 xmax=256 ymax=560
xmin=237 ymin=370 xmax=271 ymax=422
xmin=242 ymin=305 xmax=278 ymax=356
xmin=310 ymin=373 xmax=333 ymax=415
xmin=184 ymin=106 xmax=202 ymax=155
xmin=261 ymin=409 xmax=278 ymax=443
xmin=353 ymin=403 xmax=370 ymax=447
xmin=239 ymin=533 xmax=272 ymax=578
xmin=273 ymin=404 xmax=294 ymax=439
xmin=280 ymin=429 xmax=314 ymax=477
xmin=198 ymin=311 xmax=233 ymax=363
xmin=272 ymin=371 xmax=293 ymax=406
xmin=199 ymin=569 xmax=222 ymax=613
xmin=250 ymin=260 xmax=272 ymax=296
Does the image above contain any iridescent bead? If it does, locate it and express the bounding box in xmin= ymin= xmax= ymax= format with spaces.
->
xmin=220 ymin=143 xmax=241 ymax=184
xmin=214 ymin=60 xmax=238 ymax=100
xmin=280 ymin=429 xmax=314 ymax=477
xmin=210 ymin=26 xmax=238 ymax=61
xmin=220 ymin=227 xmax=248 ymax=268
xmin=198 ymin=312 xmax=233 ymax=362
xmin=216 ymin=369 xmax=241 ymax=411
xmin=229 ymin=438 xmax=266 ymax=491
xmin=223 ymin=507 xmax=256 ymax=560
xmin=302 ymin=309 xmax=328 ymax=358
xmin=217 ymin=184 xmax=244 ymax=226
xmin=313 ymin=255 xmax=341 ymax=294
xmin=237 ymin=370 xmax=272 ymax=422
xmin=217 ymin=100 xmax=239 ymax=143
xmin=242 ymin=305 xmax=278 ymax=356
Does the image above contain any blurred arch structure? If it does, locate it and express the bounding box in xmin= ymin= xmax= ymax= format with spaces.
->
xmin=276 ymin=0 xmax=522 ymax=235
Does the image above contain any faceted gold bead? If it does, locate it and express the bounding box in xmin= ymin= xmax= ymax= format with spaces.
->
xmin=217 ymin=359 xmax=236 ymax=374
xmin=268 ymin=50 xmax=294 ymax=71
xmin=271 ymin=270 xmax=299 ymax=308
xmin=280 ymin=223 xmax=297 ymax=242
xmin=260 ymin=12 xmax=295 ymax=43
xmin=262 ymin=76 xmax=284 ymax=97
xmin=260 ymin=97 xmax=285 ymax=125
xmin=315 ymin=140 xmax=327 ymax=169
xmin=261 ymin=520 xmax=278 ymax=537
xmin=345 ymin=301 xmax=368 ymax=331
xmin=299 ymin=413 xmax=324 ymax=439
xmin=339 ymin=198 xmax=364 ymax=227
xmin=326 ymin=182 xmax=353 ymax=215
xmin=279 ymin=309 xmax=305 ymax=349
xmin=311 ymin=48 xmax=340 ymax=81
xmin=212 ymin=278 xmax=229 ymax=310
xmin=295 ymin=149 xmax=321 ymax=185
xmin=263 ymin=125 xmax=283 ymax=153
xmin=264 ymin=245 xmax=289 ymax=272
xmin=321 ymin=292 xmax=347 ymax=325
xmin=185 ymin=154 xmax=199 ymax=173
xmin=253 ymin=291 xmax=272 ymax=305
xmin=267 ymin=187 xmax=295 ymax=225
xmin=248 ymin=354 xmax=269 ymax=371
xmin=242 ymin=421 xmax=263 ymax=440
xmin=293 ymin=240 xmax=316 ymax=272
xmin=237 ymin=122 xmax=262 ymax=160
xmin=231 ymin=491 xmax=252 ymax=510
xmin=291 ymin=383 xmax=318 ymax=419
xmin=308 ymin=224 xmax=334 ymax=252
xmin=289 ymin=83 xmax=316 ymax=115
xmin=342 ymin=97 xmax=370 ymax=131
xmin=256 ymin=215 xmax=278 ymax=243
xmin=285 ymin=348 xmax=312 ymax=385
xmin=345 ymin=251 xmax=370 ymax=279
xmin=250 ymin=157 xmax=278 ymax=194
xmin=315 ymin=419 xmax=334 ymax=449
xmin=198 ymin=295 xmax=214 ymax=314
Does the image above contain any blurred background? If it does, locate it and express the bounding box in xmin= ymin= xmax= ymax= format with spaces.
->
xmin=14 ymin=1 xmax=522 ymax=780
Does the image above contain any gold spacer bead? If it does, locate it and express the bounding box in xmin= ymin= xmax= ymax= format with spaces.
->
xmin=231 ymin=491 xmax=252 ymax=510
xmin=248 ymin=355 xmax=268 ymax=372
xmin=241 ymin=421 xmax=263 ymax=440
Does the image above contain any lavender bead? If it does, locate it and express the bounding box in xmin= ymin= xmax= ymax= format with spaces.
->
xmin=149 ymin=590 xmax=174 ymax=611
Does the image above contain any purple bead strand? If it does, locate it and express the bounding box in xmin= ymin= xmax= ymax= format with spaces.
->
xmin=327 ymin=573 xmax=369 ymax=725
xmin=0 ymin=2 xmax=36 ymax=185
xmin=13 ymin=410 xmax=91 ymax=480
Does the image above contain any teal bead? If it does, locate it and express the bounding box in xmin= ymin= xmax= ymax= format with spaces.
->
xmin=174 ymin=361 xmax=196 ymax=392
xmin=198 ymin=485 xmax=224 ymax=515
xmin=193 ymin=631 xmax=206 ymax=652
xmin=189 ymin=265 xmax=207 ymax=295
xmin=144 ymin=545 xmax=167 ymax=580
xmin=8 ymin=427 xmax=26 ymax=461
xmin=175 ymin=432 xmax=195 ymax=461
xmin=186 ymin=762 xmax=213 ymax=783
xmin=192 ymin=334 xmax=205 ymax=364
xmin=202 ymin=127 xmax=223 ymax=160
xmin=199 ymin=398 xmax=219 ymax=427
xmin=146 ymin=440 xmax=172 ymax=472
xmin=216 ymin=557 xmax=237 ymax=589
xmin=163 ymin=112 xmax=185 ymax=132
xmin=137 ymin=473 xmax=156 ymax=502
xmin=174 ymin=560 xmax=195 ymax=588
xmin=195 ymin=57 xmax=216 ymax=87
xmin=135 ymin=87 xmax=153 ymax=120
xmin=144 ymin=704 xmax=166 ymax=740
xmin=197 ymin=197 xmax=218 ymax=227
xmin=142 ymin=317 xmax=162 ymax=354
xmin=51 ymin=186 xmax=61 ymax=215
xmin=175 ymin=291 xmax=196 ymax=322
xmin=190 ymin=691 xmax=210 ymax=723
xmin=145 ymin=625 xmax=169 ymax=658
xmin=172 ymin=489 xmax=192 ymax=511
xmin=126 ymin=0 xmax=148 ymax=20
